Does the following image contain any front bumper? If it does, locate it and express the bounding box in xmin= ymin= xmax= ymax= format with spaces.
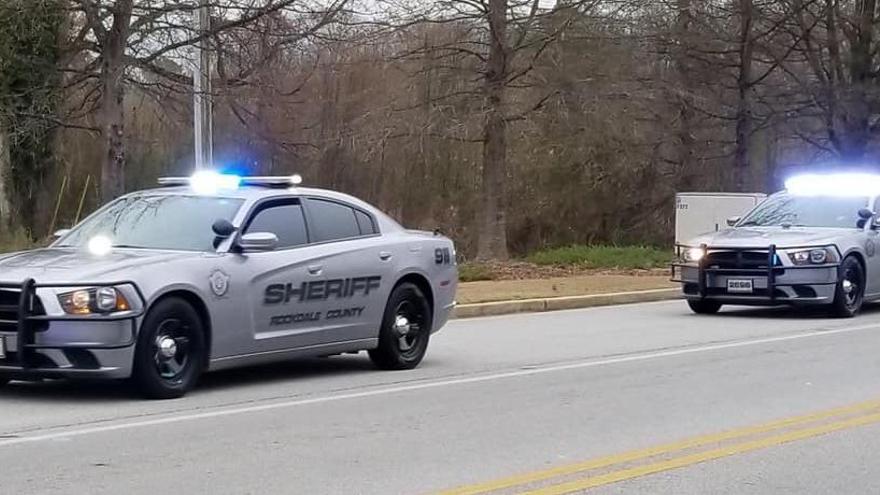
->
xmin=671 ymin=244 xmax=840 ymax=306
xmin=0 ymin=279 xmax=144 ymax=380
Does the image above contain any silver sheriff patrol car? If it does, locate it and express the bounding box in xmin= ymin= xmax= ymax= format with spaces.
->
xmin=673 ymin=173 xmax=880 ymax=318
xmin=0 ymin=173 xmax=457 ymax=398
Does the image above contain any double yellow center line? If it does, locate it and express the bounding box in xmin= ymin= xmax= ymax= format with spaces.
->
xmin=439 ymin=398 xmax=880 ymax=495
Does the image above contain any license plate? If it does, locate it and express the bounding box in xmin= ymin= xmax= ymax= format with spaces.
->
xmin=727 ymin=279 xmax=754 ymax=294
xmin=0 ymin=336 xmax=5 ymax=359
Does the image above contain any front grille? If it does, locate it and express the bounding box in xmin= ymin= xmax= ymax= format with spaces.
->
xmin=0 ymin=287 xmax=45 ymax=333
xmin=704 ymin=251 xmax=780 ymax=270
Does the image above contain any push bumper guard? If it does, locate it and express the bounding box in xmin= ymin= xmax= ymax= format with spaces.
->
xmin=670 ymin=244 xmax=841 ymax=303
xmin=4 ymin=278 xmax=145 ymax=370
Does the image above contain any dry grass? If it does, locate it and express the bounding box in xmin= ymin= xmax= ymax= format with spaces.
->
xmin=0 ymin=227 xmax=39 ymax=253
xmin=457 ymin=274 xmax=675 ymax=304
xmin=459 ymin=260 xmax=670 ymax=282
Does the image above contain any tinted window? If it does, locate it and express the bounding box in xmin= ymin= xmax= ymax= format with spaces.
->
xmin=246 ymin=202 xmax=308 ymax=248
xmin=355 ymin=210 xmax=377 ymax=235
xmin=308 ymin=199 xmax=361 ymax=242
xmin=57 ymin=195 xmax=243 ymax=252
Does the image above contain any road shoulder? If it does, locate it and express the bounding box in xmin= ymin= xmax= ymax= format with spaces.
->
xmin=455 ymin=273 xmax=679 ymax=318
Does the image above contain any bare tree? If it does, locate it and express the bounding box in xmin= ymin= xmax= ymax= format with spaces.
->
xmin=673 ymin=0 xmax=698 ymax=189
xmin=22 ymin=0 xmax=880 ymax=255
xmin=65 ymin=0 xmax=350 ymax=201
xmin=733 ymin=0 xmax=755 ymax=191
xmin=376 ymin=0 xmax=602 ymax=259
xmin=478 ymin=0 xmax=511 ymax=260
xmin=775 ymin=0 xmax=880 ymax=162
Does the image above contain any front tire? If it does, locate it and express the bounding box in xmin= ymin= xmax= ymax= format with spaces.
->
xmin=830 ymin=256 xmax=865 ymax=318
xmin=687 ymin=299 xmax=722 ymax=314
xmin=131 ymin=298 xmax=206 ymax=399
xmin=369 ymin=282 xmax=432 ymax=370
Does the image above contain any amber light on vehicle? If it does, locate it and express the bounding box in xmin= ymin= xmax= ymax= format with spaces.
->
xmin=58 ymin=287 xmax=131 ymax=315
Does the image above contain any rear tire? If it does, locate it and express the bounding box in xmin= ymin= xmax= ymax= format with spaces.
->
xmin=0 ymin=376 xmax=9 ymax=387
xmin=369 ymin=282 xmax=432 ymax=370
xmin=131 ymin=298 xmax=206 ymax=399
xmin=687 ymin=299 xmax=722 ymax=314
xmin=830 ymin=256 xmax=865 ymax=318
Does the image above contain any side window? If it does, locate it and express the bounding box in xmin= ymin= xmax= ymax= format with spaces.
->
xmin=355 ymin=209 xmax=377 ymax=235
xmin=307 ymin=199 xmax=361 ymax=242
xmin=245 ymin=202 xmax=308 ymax=248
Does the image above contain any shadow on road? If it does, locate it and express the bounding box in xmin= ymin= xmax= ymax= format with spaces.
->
xmin=0 ymin=353 xmax=408 ymax=402
xmin=199 ymin=354 xmax=378 ymax=391
xmin=704 ymin=302 xmax=880 ymax=320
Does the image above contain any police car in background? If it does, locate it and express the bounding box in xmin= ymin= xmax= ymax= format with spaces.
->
xmin=673 ymin=173 xmax=880 ymax=318
xmin=0 ymin=173 xmax=457 ymax=398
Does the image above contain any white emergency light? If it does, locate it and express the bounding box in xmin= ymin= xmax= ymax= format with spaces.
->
xmin=88 ymin=235 xmax=113 ymax=256
xmin=785 ymin=172 xmax=880 ymax=197
xmin=188 ymin=170 xmax=242 ymax=194
xmin=158 ymin=173 xmax=303 ymax=190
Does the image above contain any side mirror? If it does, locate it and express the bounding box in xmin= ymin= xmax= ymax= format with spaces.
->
xmin=52 ymin=228 xmax=71 ymax=238
xmin=212 ymin=219 xmax=236 ymax=238
xmin=238 ymin=232 xmax=278 ymax=252
xmin=857 ymin=208 xmax=876 ymax=230
xmin=726 ymin=216 xmax=741 ymax=227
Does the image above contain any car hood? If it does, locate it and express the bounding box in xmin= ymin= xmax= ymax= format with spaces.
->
xmin=0 ymin=247 xmax=201 ymax=284
xmin=687 ymin=227 xmax=858 ymax=249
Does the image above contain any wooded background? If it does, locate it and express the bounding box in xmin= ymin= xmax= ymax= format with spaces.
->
xmin=1 ymin=0 xmax=878 ymax=259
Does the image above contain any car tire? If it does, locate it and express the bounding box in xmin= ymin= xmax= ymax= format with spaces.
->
xmin=830 ymin=256 xmax=865 ymax=318
xmin=369 ymin=282 xmax=432 ymax=370
xmin=0 ymin=376 xmax=9 ymax=387
xmin=687 ymin=299 xmax=722 ymax=314
xmin=131 ymin=297 xmax=206 ymax=399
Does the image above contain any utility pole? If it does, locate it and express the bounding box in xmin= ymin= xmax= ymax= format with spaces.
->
xmin=193 ymin=0 xmax=213 ymax=170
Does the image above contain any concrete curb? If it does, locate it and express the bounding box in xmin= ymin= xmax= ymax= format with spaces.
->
xmin=453 ymin=288 xmax=681 ymax=318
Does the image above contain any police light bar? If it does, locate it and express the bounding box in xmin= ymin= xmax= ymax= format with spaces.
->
xmin=158 ymin=173 xmax=303 ymax=191
xmin=785 ymin=172 xmax=880 ymax=197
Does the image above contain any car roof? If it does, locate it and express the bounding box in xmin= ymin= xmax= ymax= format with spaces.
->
xmin=134 ymin=184 xmax=359 ymax=202
xmin=127 ymin=185 xmax=404 ymax=231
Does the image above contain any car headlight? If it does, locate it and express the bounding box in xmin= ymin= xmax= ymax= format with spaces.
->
xmin=681 ymin=247 xmax=705 ymax=263
xmin=787 ymin=247 xmax=839 ymax=266
xmin=58 ymin=287 xmax=131 ymax=315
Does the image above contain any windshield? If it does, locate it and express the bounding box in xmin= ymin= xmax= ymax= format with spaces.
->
xmin=738 ymin=193 xmax=868 ymax=228
xmin=57 ymin=194 xmax=244 ymax=251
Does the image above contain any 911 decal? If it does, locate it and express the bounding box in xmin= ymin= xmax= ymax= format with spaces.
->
xmin=435 ymin=248 xmax=451 ymax=265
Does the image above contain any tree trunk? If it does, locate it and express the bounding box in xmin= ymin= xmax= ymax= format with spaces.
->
xmin=837 ymin=0 xmax=875 ymax=162
xmin=98 ymin=1 xmax=133 ymax=203
xmin=477 ymin=0 xmax=509 ymax=261
xmin=733 ymin=0 xmax=754 ymax=192
xmin=0 ymin=123 xmax=11 ymax=228
xmin=673 ymin=0 xmax=696 ymax=190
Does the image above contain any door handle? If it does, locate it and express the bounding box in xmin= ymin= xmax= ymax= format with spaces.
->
xmin=307 ymin=264 xmax=323 ymax=275
xmin=379 ymin=251 xmax=392 ymax=261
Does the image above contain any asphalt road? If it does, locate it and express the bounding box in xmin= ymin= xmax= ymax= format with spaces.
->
xmin=3 ymin=300 xmax=880 ymax=494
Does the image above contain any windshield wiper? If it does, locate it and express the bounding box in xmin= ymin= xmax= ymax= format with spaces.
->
xmin=737 ymin=220 xmax=760 ymax=227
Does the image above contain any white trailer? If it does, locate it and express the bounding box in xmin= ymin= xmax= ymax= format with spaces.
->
xmin=675 ymin=192 xmax=766 ymax=245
